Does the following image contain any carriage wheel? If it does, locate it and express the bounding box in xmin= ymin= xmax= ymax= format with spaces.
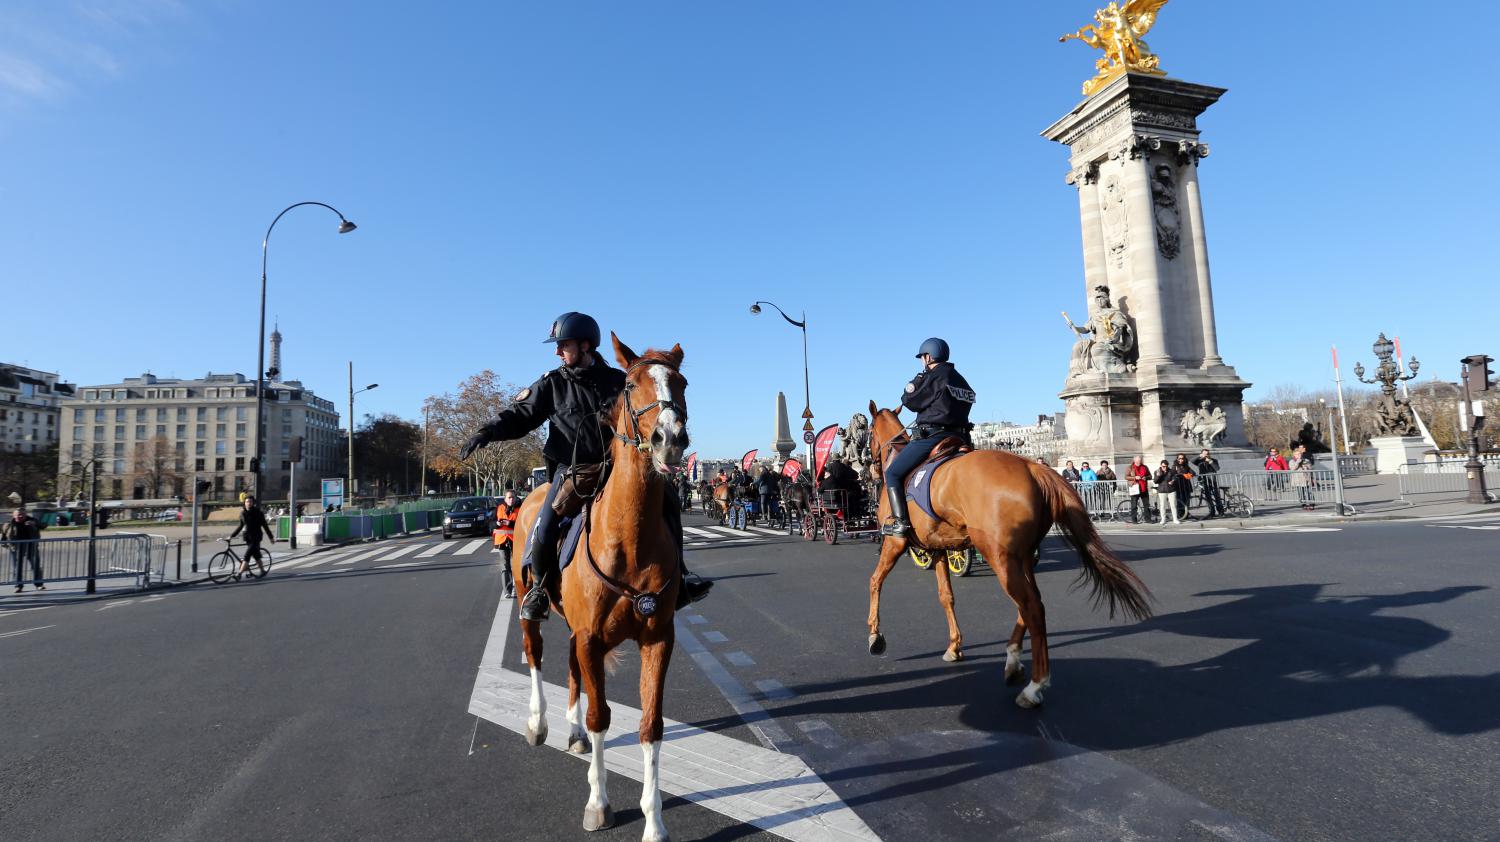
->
xmin=823 ymin=514 xmax=839 ymax=545
xmin=802 ymin=511 xmax=818 ymax=541
xmin=947 ymin=549 xmax=973 ymax=577
xmin=909 ymin=547 xmax=935 ymax=570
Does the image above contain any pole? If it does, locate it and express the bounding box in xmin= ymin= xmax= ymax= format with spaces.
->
xmin=420 ymin=404 xmax=429 ymax=497
xmin=1461 ymin=365 xmax=1491 ymax=505
xmin=1333 ymin=345 xmax=1353 ymax=455
xmin=190 ymin=472 xmax=200 ymax=572
xmin=86 ymin=464 xmax=98 ymax=595
xmin=1327 ymin=408 xmax=1351 ymax=516
xmin=348 ymin=361 xmax=355 ymax=511
xmin=801 ymin=315 xmax=813 ymax=468
xmin=288 ymin=459 xmax=297 ymax=550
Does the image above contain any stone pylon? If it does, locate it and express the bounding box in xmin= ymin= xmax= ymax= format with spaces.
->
xmin=772 ymin=392 xmax=796 ymax=466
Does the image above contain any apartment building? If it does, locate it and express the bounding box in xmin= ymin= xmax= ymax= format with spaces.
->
xmin=0 ymin=364 xmax=74 ymax=454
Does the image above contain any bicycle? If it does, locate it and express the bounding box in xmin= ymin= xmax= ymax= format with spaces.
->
xmin=207 ymin=540 xmax=274 ymax=583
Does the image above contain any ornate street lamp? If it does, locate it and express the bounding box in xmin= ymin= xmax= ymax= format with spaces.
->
xmin=750 ymin=301 xmax=813 ymax=463
xmin=255 ymin=202 xmax=356 ymax=498
xmin=1354 ymin=332 xmax=1420 ymax=438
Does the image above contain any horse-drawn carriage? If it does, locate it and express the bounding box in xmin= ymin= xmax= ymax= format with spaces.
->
xmin=727 ymin=486 xmax=786 ymax=530
xmin=793 ymin=486 xmax=880 ymax=544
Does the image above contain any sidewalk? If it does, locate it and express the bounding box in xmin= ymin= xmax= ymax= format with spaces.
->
xmin=1103 ymin=473 xmax=1497 ymax=533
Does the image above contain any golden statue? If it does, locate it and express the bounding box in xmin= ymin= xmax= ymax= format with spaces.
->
xmin=1060 ymin=0 xmax=1170 ymax=96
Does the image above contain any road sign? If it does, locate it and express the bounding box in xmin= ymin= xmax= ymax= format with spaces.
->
xmin=321 ymin=477 xmax=345 ymax=510
xmin=803 ymin=430 xmax=815 ymax=444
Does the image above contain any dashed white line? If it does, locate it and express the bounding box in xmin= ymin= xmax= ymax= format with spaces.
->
xmin=0 ymin=625 xmax=55 ymax=639
xmin=725 ymin=651 xmax=755 ymax=667
xmin=754 ymin=678 xmax=794 ymax=701
xmin=96 ymin=600 xmax=136 ymax=612
xmin=417 ymin=542 xmax=450 ymax=558
xmin=702 ymin=630 xmax=728 ymax=643
xmin=709 ymin=527 xmax=747 ymax=538
xmin=375 ymin=561 xmax=427 ymax=570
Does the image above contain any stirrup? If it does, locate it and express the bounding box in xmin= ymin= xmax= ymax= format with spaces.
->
xmin=881 ymin=517 xmax=912 ymax=537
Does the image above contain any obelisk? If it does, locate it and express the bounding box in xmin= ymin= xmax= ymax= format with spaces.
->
xmin=772 ymin=392 xmax=796 ymax=466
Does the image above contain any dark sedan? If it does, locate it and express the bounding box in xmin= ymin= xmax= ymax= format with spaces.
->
xmin=442 ymin=497 xmax=496 ymax=539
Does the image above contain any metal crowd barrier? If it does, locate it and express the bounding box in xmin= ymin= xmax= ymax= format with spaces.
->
xmin=1066 ymin=469 xmax=1342 ymax=519
xmin=3 ymin=534 xmax=159 ymax=589
xmin=1395 ymin=463 xmax=1470 ymax=498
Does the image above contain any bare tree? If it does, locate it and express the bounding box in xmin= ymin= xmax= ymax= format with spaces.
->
xmin=131 ymin=436 xmax=182 ymax=499
xmin=423 ymin=371 xmax=545 ymax=493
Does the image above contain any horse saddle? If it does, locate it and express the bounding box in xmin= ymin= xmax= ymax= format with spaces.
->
xmin=899 ymin=435 xmax=972 ymax=520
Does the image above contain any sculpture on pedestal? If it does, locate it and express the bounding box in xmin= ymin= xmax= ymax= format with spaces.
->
xmin=1178 ymin=400 xmax=1227 ymax=447
xmin=1354 ymin=333 xmax=1421 ymax=438
xmin=838 ymin=413 xmax=872 ymax=472
xmin=1059 ymin=0 xmax=1171 ymax=96
xmin=1151 ymin=164 xmax=1181 ymax=260
xmin=1064 ymin=285 xmax=1136 ymax=379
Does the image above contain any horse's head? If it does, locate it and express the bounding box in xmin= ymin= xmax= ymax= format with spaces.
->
xmin=866 ymin=400 xmax=908 ymax=483
xmin=612 ymin=333 xmax=689 ymax=473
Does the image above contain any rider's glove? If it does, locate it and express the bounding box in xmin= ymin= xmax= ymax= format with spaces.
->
xmin=459 ymin=431 xmax=488 ymax=460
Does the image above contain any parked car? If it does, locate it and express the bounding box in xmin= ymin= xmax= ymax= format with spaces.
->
xmin=154 ymin=509 xmax=183 ymax=522
xmin=442 ymin=497 xmax=496 ymax=539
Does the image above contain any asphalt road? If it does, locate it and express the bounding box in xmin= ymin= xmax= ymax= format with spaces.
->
xmin=2 ymin=511 xmax=1497 ymax=841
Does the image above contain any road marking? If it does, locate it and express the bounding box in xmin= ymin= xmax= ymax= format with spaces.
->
xmin=0 ymin=625 xmax=55 ymax=639
xmin=375 ymin=545 xmax=422 ymax=562
xmin=684 ymin=527 xmax=719 ymax=538
xmin=755 ymin=679 xmax=795 ymax=701
xmin=457 ymin=539 xmax=487 ymax=555
xmin=417 ymin=542 xmax=450 ymax=557
xmin=375 ymin=561 xmax=427 ymax=570
xmin=702 ymin=630 xmax=728 ymax=643
xmin=1433 ymin=524 xmax=1500 ymax=530
xmin=796 ymin=720 xmax=845 ymax=750
xmin=684 ymin=615 xmax=707 ymax=625
xmin=725 ymin=651 xmax=755 ymax=667
xmin=96 ymin=600 xmax=137 ymax=612
xmin=333 ymin=546 xmax=390 ymax=566
xmin=748 ymin=526 xmax=784 ymax=536
xmin=709 ymin=526 xmax=747 ymax=538
xmin=1 ymin=607 xmax=50 ymax=619
xmin=468 ymin=602 xmax=879 ymax=842
xmin=283 ymin=551 xmax=359 ymax=570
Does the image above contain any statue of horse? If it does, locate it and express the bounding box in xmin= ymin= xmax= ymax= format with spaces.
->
xmin=510 ymin=335 xmax=689 ymax=840
xmin=866 ymin=401 xmax=1152 ymax=708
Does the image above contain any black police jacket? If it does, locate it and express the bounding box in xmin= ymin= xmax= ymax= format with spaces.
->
xmin=476 ymin=354 xmax=627 ymax=468
xmin=900 ymin=362 xmax=976 ymax=432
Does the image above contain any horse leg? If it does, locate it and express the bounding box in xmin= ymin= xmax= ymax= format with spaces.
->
xmin=1004 ymin=613 xmax=1026 ymax=685
xmin=521 ymin=613 xmax=548 ymax=746
xmin=566 ymin=633 xmax=589 ymax=754
xmin=932 ymin=561 xmax=964 ymax=662
xmin=998 ymin=549 xmax=1049 ymax=708
xmin=866 ymin=537 xmax=905 ymax=655
xmin=577 ymin=635 xmax=615 ymax=831
xmin=637 ymin=631 xmax=674 ymax=842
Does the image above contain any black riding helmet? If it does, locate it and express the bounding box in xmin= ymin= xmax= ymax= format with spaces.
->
xmin=915 ymin=337 xmax=950 ymax=362
xmin=544 ymin=312 xmax=602 ymax=350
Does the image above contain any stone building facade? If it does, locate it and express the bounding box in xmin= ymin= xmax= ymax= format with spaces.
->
xmin=1 ymin=364 xmax=73 ymax=454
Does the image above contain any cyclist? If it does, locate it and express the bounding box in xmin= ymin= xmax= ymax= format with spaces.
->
xmin=228 ymin=496 xmax=276 ymax=576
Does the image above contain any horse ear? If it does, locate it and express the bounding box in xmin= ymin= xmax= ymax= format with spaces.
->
xmin=666 ymin=343 xmax=684 ymax=367
xmin=612 ymin=332 xmax=639 ymax=369
xmin=868 ymin=399 xmax=878 ymax=416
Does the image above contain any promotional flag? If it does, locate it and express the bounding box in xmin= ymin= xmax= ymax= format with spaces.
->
xmin=685 ymin=451 xmax=697 ymax=479
xmin=781 ymin=458 xmax=802 ymax=481
xmin=740 ymin=449 xmax=758 ymax=472
xmin=812 ymin=424 xmax=840 ymax=480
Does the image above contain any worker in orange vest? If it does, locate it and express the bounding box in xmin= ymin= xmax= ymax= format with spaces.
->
xmin=493 ymin=488 xmax=522 ymax=599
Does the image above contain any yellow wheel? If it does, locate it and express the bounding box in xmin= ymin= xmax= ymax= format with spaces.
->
xmin=946 ymin=549 xmax=973 ymax=577
xmin=910 ymin=547 xmax=936 ymax=570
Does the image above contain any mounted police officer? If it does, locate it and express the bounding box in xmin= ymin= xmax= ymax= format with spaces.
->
xmin=881 ymin=337 xmax=976 ymax=537
xmin=460 ymin=312 xmax=710 ymax=622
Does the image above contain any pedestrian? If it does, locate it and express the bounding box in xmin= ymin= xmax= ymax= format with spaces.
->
xmin=1061 ymin=460 xmax=1082 ymax=483
xmin=1094 ymin=459 xmax=1118 ymax=509
xmin=1079 ymin=462 xmax=1098 ymax=483
xmin=1096 ymin=460 xmax=1116 ymax=481
xmin=493 ymin=489 xmax=522 ymax=598
xmin=1126 ymin=456 xmax=1151 ymax=524
xmin=1192 ymin=448 xmax=1226 ymax=517
xmin=1289 ymin=444 xmax=1317 ymax=510
xmin=756 ymin=467 xmax=778 ymax=521
xmin=228 ymin=496 xmax=276 ymax=576
xmin=1154 ymin=460 xmax=1181 ymax=525
xmin=1264 ymin=446 xmax=1289 ymax=497
xmin=460 ymin=311 xmax=710 ymax=622
xmin=3 ymin=507 xmax=46 ymax=593
xmin=1173 ymin=453 xmax=1195 ymax=520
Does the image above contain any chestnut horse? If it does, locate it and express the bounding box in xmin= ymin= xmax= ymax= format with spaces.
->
xmin=511 ymin=334 xmax=688 ymax=841
xmin=711 ymin=482 xmax=732 ymax=523
xmin=865 ymin=402 xmax=1151 ymax=708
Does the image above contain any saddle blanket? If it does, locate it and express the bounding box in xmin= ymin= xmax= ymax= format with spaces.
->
xmin=906 ymin=450 xmax=967 ymax=520
xmin=522 ymin=514 xmax=586 ymax=573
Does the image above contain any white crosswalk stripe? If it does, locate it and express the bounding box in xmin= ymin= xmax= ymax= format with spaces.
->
xmin=417 ymin=542 xmax=449 ymax=558
xmin=747 ymin=526 xmax=784 ymax=536
xmin=683 ymin=527 xmax=719 ymax=539
xmin=708 ymin=526 xmax=746 ymax=538
xmin=373 ymin=545 xmax=422 ymax=562
xmin=457 ymin=539 xmax=488 ymax=555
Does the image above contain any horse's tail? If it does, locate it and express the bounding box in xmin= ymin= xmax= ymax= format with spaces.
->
xmin=1029 ymin=463 xmax=1153 ymax=621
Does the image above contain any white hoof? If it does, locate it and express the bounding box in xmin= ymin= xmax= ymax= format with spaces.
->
xmin=1015 ymin=680 xmax=1045 ymax=709
xmin=582 ymin=803 xmax=615 ymax=832
xmin=525 ymin=719 xmax=548 ymax=746
xmin=567 ymin=736 xmax=590 ymax=754
xmin=942 ymin=648 xmax=963 ymax=663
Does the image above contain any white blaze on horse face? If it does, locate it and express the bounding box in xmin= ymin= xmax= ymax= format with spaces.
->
xmin=648 ymin=365 xmax=685 ymax=468
xmin=528 ymin=667 xmax=546 ymax=736
xmin=640 ymin=740 xmax=667 ymax=842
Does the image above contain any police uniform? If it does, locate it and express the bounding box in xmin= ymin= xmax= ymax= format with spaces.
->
xmin=882 ymin=339 xmax=976 ymax=535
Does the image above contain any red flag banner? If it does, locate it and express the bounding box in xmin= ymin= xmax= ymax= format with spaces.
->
xmin=685 ymin=452 xmax=697 ymax=479
xmin=1332 ymin=345 xmax=1339 ymax=370
xmin=812 ymin=424 xmax=840 ymax=480
xmin=782 ymin=458 xmax=802 ymax=481
xmin=740 ymin=449 xmax=758 ymax=472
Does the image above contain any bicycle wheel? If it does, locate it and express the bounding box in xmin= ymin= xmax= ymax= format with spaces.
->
xmin=1227 ymin=493 xmax=1254 ymax=518
xmin=250 ymin=548 xmax=273 ymax=579
xmin=207 ymin=550 xmax=237 ymax=584
xmin=1115 ymin=498 xmax=1138 ymax=523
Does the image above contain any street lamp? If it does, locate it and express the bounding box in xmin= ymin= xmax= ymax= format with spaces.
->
xmin=348 ymin=365 xmax=378 ymax=508
xmin=70 ymin=456 xmax=101 ymax=594
xmin=256 ymin=201 xmax=356 ymax=498
xmin=750 ymin=301 xmax=813 ymax=464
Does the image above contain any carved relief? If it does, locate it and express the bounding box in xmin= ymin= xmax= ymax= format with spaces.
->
xmin=1130 ymin=108 xmax=1196 ymax=130
xmin=1176 ymin=139 xmax=1210 ymax=166
xmin=1099 ymin=173 xmax=1129 ymax=270
xmin=1151 ymin=164 xmax=1181 ymax=260
xmin=1065 ymin=395 xmax=1107 ymax=444
xmin=1178 ymin=400 xmax=1228 ymax=447
xmin=1065 ymin=162 xmax=1099 ymax=188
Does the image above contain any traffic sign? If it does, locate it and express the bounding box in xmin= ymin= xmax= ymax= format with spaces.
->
xmin=803 ymin=430 xmax=815 ymax=444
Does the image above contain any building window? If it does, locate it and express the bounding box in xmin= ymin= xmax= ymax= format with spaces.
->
xmin=216 ymin=407 xmax=227 ymax=421
xmin=215 ymin=457 xmax=225 ymax=471
xmin=114 ymin=444 xmax=125 ymax=457
xmin=207 ymin=389 xmax=217 ymax=399
xmin=175 ymin=442 xmax=186 ymax=456
xmin=136 ymin=425 xmax=146 ymax=440
xmin=95 ymin=408 xmax=105 ymax=422
xmin=282 ymin=409 xmax=291 ymax=420
xmin=176 ymin=424 xmax=186 ymax=438
xmin=177 ymin=407 xmax=187 ymax=421
xmin=114 ymin=425 xmax=125 ymax=439
xmin=94 ymin=427 xmax=104 ymax=441
xmin=114 ymin=390 xmax=127 ymax=400
xmin=282 ymin=424 xmax=292 ymax=436
xmin=85 ymin=390 xmax=97 ymax=400
xmin=195 ymin=458 xmax=205 ymax=471
xmin=74 ymin=409 xmax=84 ymax=423
xmin=195 ymin=441 xmax=205 ymax=456
xmin=73 ymin=427 xmax=83 ymax=441
xmin=280 ymin=441 xmax=289 ymax=455
xmin=235 ymin=457 xmax=245 ymax=470
xmin=215 ymin=441 xmax=226 ymax=455
xmin=113 ymin=459 xmax=125 ymax=474
xmin=235 ymin=423 xmax=246 ymax=437
xmin=156 ymin=408 xmax=167 ymax=421
xmin=236 ymin=407 xmax=247 ymax=421
xmin=115 ymin=408 xmax=126 ymax=421
xmin=71 ymin=444 xmax=83 ymax=458
xmin=156 ymin=425 xmax=166 ymax=437
xmin=196 ymin=424 xmax=206 ymax=438
xmin=136 ymin=408 xmax=147 ymax=421
xmin=215 ymin=424 xmax=226 ymax=437
xmin=197 ymin=407 xmax=207 ymax=421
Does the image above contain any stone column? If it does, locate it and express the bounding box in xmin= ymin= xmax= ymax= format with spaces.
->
xmin=1114 ymin=134 xmax=1169 ymax=367
xmin=1067 ymin=162 xmax=1105 ymax=302
xmin=1178 ymin=141 xmax=1223 ymax=367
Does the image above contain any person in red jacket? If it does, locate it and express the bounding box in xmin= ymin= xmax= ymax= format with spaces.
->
xmin=1125 ymin=456 xmax=1152 ymax=524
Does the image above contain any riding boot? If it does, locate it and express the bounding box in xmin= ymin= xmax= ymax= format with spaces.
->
xmin=520 ymin=546 xmax=555 ymax=621
xmin=881 ymin=485 xmax=912 ymax=537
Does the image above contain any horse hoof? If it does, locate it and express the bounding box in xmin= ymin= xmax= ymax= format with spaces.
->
xmin=567 ymin=736 xmax=591 ymax=754
xmin=525 ymin=722 xmax=548 ymax=746
xmin=582 ymin=804 xmax=615 ymax=832
xmin=868 ymin=633 xmax=886 ymax=656
xmin=1015 ymin=681 xmax=1044 ymax=709
xmin=943 ymin=649 xmax=963 ymax=663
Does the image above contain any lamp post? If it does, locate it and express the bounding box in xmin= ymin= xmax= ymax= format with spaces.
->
xmin=256 ymin=202 xmax=356 ymax=499
xmin=70 ymin=457 xmax=101 ymax=594
xmin=750 ymin=301 xmax=813 ymax=465
xmin=1353 ymin=333 xmax=1420 ymax=439
xmin=348 ymin=365 xmax=378 ymax=508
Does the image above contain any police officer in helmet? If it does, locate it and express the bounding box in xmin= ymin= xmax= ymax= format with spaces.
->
xmin=461 ymin=312 xmax=711 ymax=621
xmin=881 ymin=337 xmax=976 ymax=537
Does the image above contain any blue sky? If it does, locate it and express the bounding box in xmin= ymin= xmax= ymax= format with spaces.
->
xmin=2 ymin=1 xmax=1493 ymax=458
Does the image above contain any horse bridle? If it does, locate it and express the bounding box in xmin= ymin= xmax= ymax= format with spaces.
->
xmin=614 ymin=358 xmax=684 ymax=453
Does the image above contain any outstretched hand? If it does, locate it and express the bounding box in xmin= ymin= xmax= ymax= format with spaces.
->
xmin=460 ymin=432 xmax=488 ymax=460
